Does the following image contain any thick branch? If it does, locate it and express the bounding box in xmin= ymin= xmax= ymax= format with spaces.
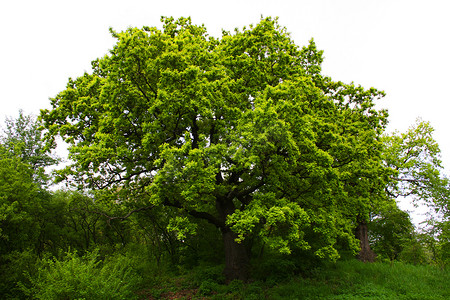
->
xmin=187 ymin=210 xmax=225 ymax=229
xmin=93 ymin=167 xmax=153 ymax=190
xmin=163 ymin=198 xmax=225 ymax=230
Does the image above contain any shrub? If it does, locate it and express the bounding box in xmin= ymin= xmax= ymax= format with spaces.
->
xmin=0 ymin=249 xmax=40 ymax=299
xmin=23 ymin=249 xmax=142 ymax=299
xmin=198 ymin=279 xmax=220 ymax=296
xmin=191 ymin=264 xmax=225 ymax=285
xmin=399 ymin=240 xmax=428 ymax=265
xmin=252 ymin=257 xmax=297 ymax=283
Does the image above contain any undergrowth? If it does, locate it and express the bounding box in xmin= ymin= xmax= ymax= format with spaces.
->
xmin=14 ymin=249 xmax=448 ymax=299
xmin=138 ymin=260 xmax=449 ymax=299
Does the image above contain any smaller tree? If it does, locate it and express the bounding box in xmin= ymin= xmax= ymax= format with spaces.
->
xmin=369 ymin=202 xmax=415 ymax=261
xmin=0 ymin=144 xmax=46 ymax=296
xmin=1 ymin=110 xmax=58 ymax=184
xmin=0 ymin=145 xmax=40 ymax=254
xmin=0 ymin=112 xmax=60 ymax=297
xmin=382 ymin=119 xmax=450 ymax=265
xmin=423 ymin=182 xmax=450 ymax=267
xmin=383 ymin=119 xmax=447 ymax=203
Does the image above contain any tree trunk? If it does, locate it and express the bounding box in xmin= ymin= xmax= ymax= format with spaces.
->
xmin=222 ymin=229 xmax=250 ymax=282
xmin=355 ymin=220 xmax=376 ymax=262
xmin=215 ymin=196 xmax=251 ymax=282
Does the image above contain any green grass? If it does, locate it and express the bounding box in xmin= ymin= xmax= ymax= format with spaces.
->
xmin=268 ymin=260 xmax=449 ymax=300
xmin=138 ymin=260 xmax=449 ymax=299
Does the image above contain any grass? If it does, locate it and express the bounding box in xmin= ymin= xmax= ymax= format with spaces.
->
xmin=137 ymin=260 xmax=450 ymax=299
xmin=269 ymin=260 xmax=449 ymax=299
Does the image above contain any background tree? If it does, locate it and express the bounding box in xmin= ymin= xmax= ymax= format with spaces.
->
xmin=1 ymin=110 xmax=58 ymax=184
xmin=0 ymin=113 xmax=99 ymax=297
xmin=41 ymin=17 xmax=388 ymax=281
xmin=0 ymin=145 xmax=42 ymax=255
xmin=381 ymin=119 xmax=450 ymax=265
xmin=383 ymin=119 xmax=448 ymax=204
xmin=0 ymin=144 xmax=48 ymax=296
xmin=369 ymin=202 xmax=415 ymax=261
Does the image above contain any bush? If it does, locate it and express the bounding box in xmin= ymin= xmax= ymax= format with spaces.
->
xmin=198 ymin=279 xmax=221 ymax=296
xmin=399 ymin=239 xmax=428 ymax=265
xmin=191 ymin=264 xmax=225 ymax=285
xmin=252 ymin=257 xmax=297 ymax=283
xmin=0 ymin=249 xmax=40 ymax=299
xmin=23 ymin=249 xmax=142 ymax=299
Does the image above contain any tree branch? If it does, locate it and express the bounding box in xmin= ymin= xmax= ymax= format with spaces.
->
xmin=72 ymin=205 xmax=155 ymax=225
xmin=163 ymin=198 xmax=225 ymax=229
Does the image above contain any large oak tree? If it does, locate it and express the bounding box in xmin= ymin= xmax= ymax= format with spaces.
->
xmin=41 ymin=17 xmax=388 ymax=280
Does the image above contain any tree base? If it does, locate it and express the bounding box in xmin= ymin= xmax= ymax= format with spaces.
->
xmin=223 ymin=230 xmax=250 ymax=282
xmin=356 ymin=221 xmax=377 ymax=263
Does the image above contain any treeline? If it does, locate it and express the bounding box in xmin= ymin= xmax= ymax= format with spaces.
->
xmin=0 ymin=112 xmax=227 ymax=298
xmin=0 ymin=111 xmax=448 ymax=299
xmin=1 ymin=17 xmax=449 ymax=299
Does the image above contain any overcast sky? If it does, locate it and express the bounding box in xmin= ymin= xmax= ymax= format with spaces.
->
xmin=1 ymin=0 xmax=449 ymax=224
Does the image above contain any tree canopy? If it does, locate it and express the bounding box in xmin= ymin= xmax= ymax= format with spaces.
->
xmin=41 ymin=17 xmax=389 ymax=280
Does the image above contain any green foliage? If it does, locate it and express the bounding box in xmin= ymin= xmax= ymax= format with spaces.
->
xmin=382 ymin=119 xmax=450 ymax=267
xmin=383 ymin=119 xmax=448 ymax=202
xmin=0 ymin=159 xmax=148 ymax=298
xmin=267 ymin=260 xmax=450 ymax=299
xmin=0 ymin=145 xmax=39 ymax=251
xmin=252 ymin=256 xmax=297 ymax=284
xmin=398 ymin=238 xmax=429 ymax=265
xmin=0 ymin=144 xmax=64 ymax=261
xmin=427 ymin=184 xmax=450 ymax=267
xmin=0 ymin=116 xmax=63 ymax=298
xmin=422 ymin=222 xmax=450 ymax=268
xmin=1 ymin=18 xmax=448 ymax=299
xmin=0 ymin=249 xmax=40 ymax=299
xmin=134 ymin=260 xmax=449 ymax=299
xmin=198 ymin=279 xmax=223 ymax=296
xmin=369 ymin=203 xmax=415 ymax=261
xmin=40 ymin=17 xmax=389 ymax=278
xmin=23 ymin=250 xmax=142 ymax=300
xmin=1 ymin=110 xmax=58 ymax=185
xmin=167 ymin=216 xmax=198 ymax=240
xmin=190 ymin=264 xmax=226 ymax=285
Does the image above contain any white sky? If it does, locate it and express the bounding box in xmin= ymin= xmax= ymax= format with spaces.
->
xmin=1 ymin=0 xmax=449 ymax=225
